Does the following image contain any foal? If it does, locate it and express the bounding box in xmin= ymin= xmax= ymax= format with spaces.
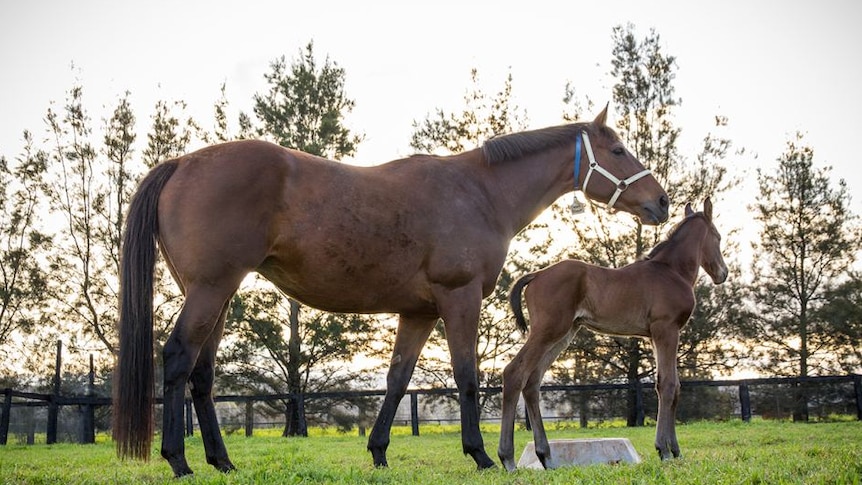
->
xmin=498 ymin=198 xmax=728 ymax=471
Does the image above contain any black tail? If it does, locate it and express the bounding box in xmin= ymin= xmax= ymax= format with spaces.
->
xmin=113 ymin=160 xmax=178 ymax=461
xmin=508 ymin=273 xmax=537 ymax=334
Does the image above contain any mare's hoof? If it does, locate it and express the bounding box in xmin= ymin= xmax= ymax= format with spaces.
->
xmin=171 ymin=465 xmax=194 ymax=478
xmin=206 ymin=455 xmax=236 ymax=473
xmin=165 ymin=457 xmax=193 ymax=478
xmin=369 ymin=448 xmax=388 ymax=468
xmin=473 ymin=452 xmax=497 ymax=470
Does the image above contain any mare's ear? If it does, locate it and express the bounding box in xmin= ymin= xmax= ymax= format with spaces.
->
xmin=704 ymin=197 xmax=713 ymax=221
xmin=593 ymin=102 xmax=610 ymax=127
xmin=685 ymin=202 xmax=694 ymax=217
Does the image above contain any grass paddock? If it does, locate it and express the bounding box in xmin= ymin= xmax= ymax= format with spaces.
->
xmin=1 ymin=419 xmax=860 ymax=484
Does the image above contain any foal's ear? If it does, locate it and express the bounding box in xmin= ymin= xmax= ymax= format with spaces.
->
xmin=593 ymin=102 xmax=610 ymax=127
xmin=704 ymin=197 xmax=713 ymax=221
xmin=685 ymin=202 xmax=694 ymax=217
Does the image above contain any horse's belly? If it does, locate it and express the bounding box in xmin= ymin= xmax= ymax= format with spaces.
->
xmin=580 ymin=315 xmax=651 ymax=339
xmin=257 ymin=259 xmax=436 ymax=315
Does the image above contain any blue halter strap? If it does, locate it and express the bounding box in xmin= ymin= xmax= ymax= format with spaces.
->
xmin=573 ymin=134 xmax=582 ymax=190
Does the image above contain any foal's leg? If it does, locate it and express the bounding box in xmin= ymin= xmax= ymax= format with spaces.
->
xmin=367 ymin=314 xmax=437 ymax=467
xmin=438 ymin=283 xmax=496 ymax=469
xmin=161 ymin=286 xmax=235 ymax=477
xmin=189 ymin=299 xmax=235 ymax=473
xmin=498 ymin=344 xmax=537 ymax=471
xmin=522 ymin=329 xmax=575 ymax=470
xmin=651 ymin=327 xmax=681 ymax=460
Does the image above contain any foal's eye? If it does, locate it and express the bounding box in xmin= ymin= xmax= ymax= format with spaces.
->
xmin=612 ymin=146 xmax=625 ymax=155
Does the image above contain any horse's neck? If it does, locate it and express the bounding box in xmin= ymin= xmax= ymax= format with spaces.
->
xmin=651 ymin=227 xmax=705 ymax=285
xmin=481 ymin=147 xmax=572 ymax=235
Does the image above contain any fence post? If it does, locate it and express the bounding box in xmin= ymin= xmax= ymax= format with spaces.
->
xmin=245 ymin=399 xmax=254 ymax=437
xmin=80 ymin=354 xmax=95 ymax=444
xmin=1 ymin=388 xmax=11 ymax=445
xmin=410 ymin=392 xmax=419 ymax=436
xmin=47 ymin=340 xmax=61 ymax=445
xmin=739 ymin=382 xmax=751 ymax=422
xmin=854 ymin=375 xmax=862 ymax=421
xmin=185 ymin=398 xmax=193 ymax=436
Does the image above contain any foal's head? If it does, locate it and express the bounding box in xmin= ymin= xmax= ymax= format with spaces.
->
xmin=684 ymin=197 xmax=728 ymax=284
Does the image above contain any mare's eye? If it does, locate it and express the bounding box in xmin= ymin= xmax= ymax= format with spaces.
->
xmin=612 ymin=146 xmax=625 ymax=155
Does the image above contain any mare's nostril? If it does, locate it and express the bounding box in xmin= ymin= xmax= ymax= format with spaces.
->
xmin=659 ymin=195 xmax=669 ymax=208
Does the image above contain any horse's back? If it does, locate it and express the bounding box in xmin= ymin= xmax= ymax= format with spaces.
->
xmin=527 ymin=258 xmax=695 ymax=338
xmin=152 ymin=140 xmax=503 ymax=314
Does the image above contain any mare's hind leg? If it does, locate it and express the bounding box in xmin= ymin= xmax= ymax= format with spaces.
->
xmin=190 ymin=298 xmax=236 ymax=473
xmin=161 ymin=286 xmax=237 ymax=477
xmin=367 ymin=314 xmax=437 ymax=467
xmin=651 ymin=326 xmax=681 ymax=460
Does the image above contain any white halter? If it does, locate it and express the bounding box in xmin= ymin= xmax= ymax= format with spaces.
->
xmin=572 ymin=130 xmax=653 ymax=214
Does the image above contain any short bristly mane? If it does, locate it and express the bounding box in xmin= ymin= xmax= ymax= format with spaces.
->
xmin=644 ymin=212 xmax=704 ymax=260
xmin=482 ymin=123 xmax=587 ymax=164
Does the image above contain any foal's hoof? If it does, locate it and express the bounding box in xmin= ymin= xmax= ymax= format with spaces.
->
xmin=499 ymin=457 xmax=517 ymax=473
xmin=656 ymin=448 xmax=681 ymax=461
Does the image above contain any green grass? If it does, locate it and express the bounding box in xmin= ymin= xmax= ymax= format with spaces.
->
xmin=1 ymin=420 xmax=860 ymax=484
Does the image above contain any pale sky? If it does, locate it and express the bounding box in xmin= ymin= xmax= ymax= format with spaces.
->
xmin=2 ymin=0 xmax=862 ymax=242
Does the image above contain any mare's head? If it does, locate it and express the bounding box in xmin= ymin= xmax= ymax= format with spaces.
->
xmin=580 ymin=105 xmax=669 ymax=225
xmin=684 ymin=197 xmax=728 ymax=284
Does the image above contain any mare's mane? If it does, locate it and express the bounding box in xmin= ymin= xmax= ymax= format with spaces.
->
xmin=643 ymin=212 xmax=705 ymax=260
xmin=482 ymin=123 xmax=609 ymax=164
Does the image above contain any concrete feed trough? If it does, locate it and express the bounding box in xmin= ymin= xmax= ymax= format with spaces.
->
xmin=517 ymin=438 xmax=641 ymax=470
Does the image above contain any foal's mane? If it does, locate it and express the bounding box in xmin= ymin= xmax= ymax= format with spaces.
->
xmin=643 ymin=212 xmax=705 ymax=260
xmin=482 ymin=123 xmax=602 ymax=164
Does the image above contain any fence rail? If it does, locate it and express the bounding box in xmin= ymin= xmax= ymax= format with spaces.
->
xmin=2 ymin=374 xmax=861 ymax=446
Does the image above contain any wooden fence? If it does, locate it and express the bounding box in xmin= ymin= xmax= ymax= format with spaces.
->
xmin=2 ymin=374 xmax=861 ymax=445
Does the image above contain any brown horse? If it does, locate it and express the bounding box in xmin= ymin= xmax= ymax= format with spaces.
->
xmin=498 ymin=198 xmax=728 ymax=472
xmin=113 ymin=106 xmax=669 ymax=477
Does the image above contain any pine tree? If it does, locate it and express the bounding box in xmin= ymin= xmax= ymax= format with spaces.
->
xmin=746 ymin=132 xmax=861 ymax=420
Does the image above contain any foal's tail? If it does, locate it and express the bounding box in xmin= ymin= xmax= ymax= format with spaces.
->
xmin=508 ymin=273 xmax=537 ymax=334
xmin=113 ymin=160 xmax=179 ymax=461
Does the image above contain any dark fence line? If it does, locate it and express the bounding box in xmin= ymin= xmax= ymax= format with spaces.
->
xmin=2 ymin=374 xmax=860 ymax=446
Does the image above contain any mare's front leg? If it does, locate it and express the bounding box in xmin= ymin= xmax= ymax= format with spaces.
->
xmin=189 ymin=300 xmax=235 ymax=473
xmin=651 ymin=326 xmax=681 ymax=460
xmin=367 ymin=315 xmax=437 ymax=467
xmin=438 ymin=283 xmax=496 ymax=470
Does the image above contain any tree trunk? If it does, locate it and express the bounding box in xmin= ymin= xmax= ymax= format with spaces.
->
xmin=625 ymin=340 xmax=645 ymax=427
xmin=794 ymin=303 xmax=810 ymax=422
xmin=283 ymin=299 xmax=308 ymax=436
